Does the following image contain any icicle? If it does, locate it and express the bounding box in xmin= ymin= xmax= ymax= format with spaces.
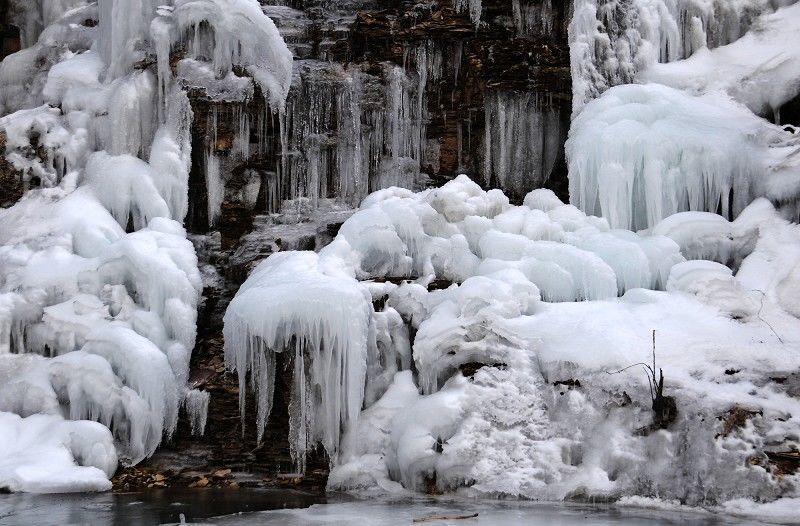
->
xmin=454 ymin=0 xmax=483 ymax=26
xmin=183 ymin=389 xmax=210 ymax=436
xmin=482 ymin=91 xmax=566 ymax=198
xmin=205 ymin=149 xmax=223 ymax=227
xmin=223 ymin=252 xmax=372 ymax=471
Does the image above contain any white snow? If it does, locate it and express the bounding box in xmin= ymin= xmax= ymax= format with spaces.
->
xmin=0 ymin=411 xmax=116 ymax=493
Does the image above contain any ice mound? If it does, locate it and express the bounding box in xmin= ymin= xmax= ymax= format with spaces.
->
xmin=225 ymin=175 xmax=800 ymax=505
xmin=567 ymin=84 xmax=800 ymax=230
xmin=0 ymin=182 xmax=201 ymax=465
xmin=0 ymin=411 xmax=116 ymax=493
xmin=336 ymin=176 xmax=685 ymax=300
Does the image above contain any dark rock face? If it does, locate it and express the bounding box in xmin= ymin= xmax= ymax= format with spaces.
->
xmin=0 ymin=0 xmax=22 ymax=61
xmin=124 ymin=0 xmax=574 ymax=489
xmin=0 ymin=131 xmax=25 ymax=207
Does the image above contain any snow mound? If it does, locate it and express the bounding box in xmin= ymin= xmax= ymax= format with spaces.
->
xmin=0 ymin=411 xmax=116 ymax=493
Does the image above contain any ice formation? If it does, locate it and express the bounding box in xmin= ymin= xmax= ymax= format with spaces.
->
xmin=223 ymin=251 xmax=372 ymax=471
xmin=567 ymin=83 xmax=800 ymax=230
xmin=219 ymin=176 xmax=800 ymax=505
xmin=481 ymin=92 xmax=567 ymax=198
xmin=0 ymin=0 xmax=292 ymax=492
xmin=568 ymin=0 xmax=800 ymax=116
xmin=640 ymin=2 xmax=800 ymax=121
xmin=221 ymin=175 xmax=800 ymax=507
xmin=568 ymin=1 xmax=800 ymax=227
xmin=1 ymin=0 xmax=799 ymax=512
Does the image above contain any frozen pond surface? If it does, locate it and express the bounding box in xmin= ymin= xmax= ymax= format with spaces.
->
xmin=206 ymin=499 xmax=767 ymax=526
xmin=0 ymin=491 xmax=773 ymax=526
xmin=0 ymin=489 xmax=323 ymax=526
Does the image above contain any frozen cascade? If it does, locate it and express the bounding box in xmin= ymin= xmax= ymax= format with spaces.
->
xmin=512 ymin=0 xmax=556 ymax=36
xmin=97 ymin=0 xmax=163 ymax=80
xmin=183 ymin=388 xmax=210 ymax=436
xmin=223 ymin=175 xmax=690 ymax=471
xmin=170 ymin=0 xmax=293 ymax=109
xmin=0 ymin=0 xmax=292 ymax=492
xmin=227 ymin=176 xmax=800 ymax=505
xmin=482 ymin=91 xmax=566 ymax=199
xmin=568 ymin=0 xmax=800 ymax=116
xmin=640 ymin=2 xmax=800 ymax=121
xmin=8 ymin=0 xmax=89 ymax=49
xmin=567 ymin=83 xmax=800 ymax=230
xmin=223 ymin=252 xmax=372 ymax=472
xmin=171 ymin=14 xmax=572 ymax=228
xmin=1 ymin=0 xmax=799 ymax=509
xmin=454 ymin=0 xmax=483 ymax=26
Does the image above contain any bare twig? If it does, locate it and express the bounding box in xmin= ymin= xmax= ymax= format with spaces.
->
xmin=752 ymin=289 xmax=784 ymax=344
xmin=413 ymin=513 xmax=479 ymax=523
xmin=604 ymin=331 xmax=659 ymax=404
